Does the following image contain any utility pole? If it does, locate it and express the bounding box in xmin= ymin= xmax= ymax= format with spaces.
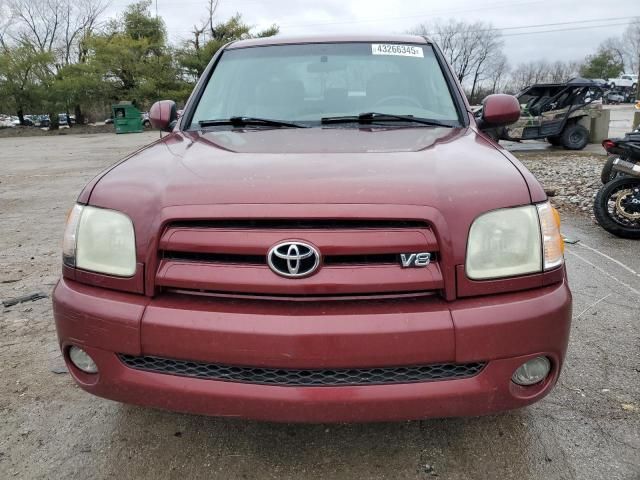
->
xmin=636 ymin=56 xmax=640 ymax=101
xmin=155 ymin=0 xmax=158 ymax=18
xmin=633 ymin=56 xmax=640 ymax=130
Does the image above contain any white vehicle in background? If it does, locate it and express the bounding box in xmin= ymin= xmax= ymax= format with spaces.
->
xmin=0 ymin=115 xmax=16 ymax=128
xmin=607 ymin=74 xmax=638 ymax=90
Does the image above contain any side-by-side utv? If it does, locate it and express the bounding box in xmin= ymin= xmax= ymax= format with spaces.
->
xmin=483 ymin=78 xmax=604 ymax=150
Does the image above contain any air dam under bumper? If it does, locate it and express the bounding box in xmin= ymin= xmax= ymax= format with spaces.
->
xmin=53 ymin=278 xmax=572 ymax=423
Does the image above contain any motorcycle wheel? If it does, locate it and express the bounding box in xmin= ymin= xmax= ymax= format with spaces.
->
xmin=593 ymin=177 xmax=640 ymax=239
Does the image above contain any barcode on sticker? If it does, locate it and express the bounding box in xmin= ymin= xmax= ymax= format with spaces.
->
xmin=371 ymin=44 xmax=424 ymax=58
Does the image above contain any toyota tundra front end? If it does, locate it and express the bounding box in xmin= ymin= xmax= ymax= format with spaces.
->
xmin=52 ymin=34 xmax=572 ymax=422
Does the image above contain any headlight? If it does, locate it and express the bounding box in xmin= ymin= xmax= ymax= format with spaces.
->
xmin=466 ymin=202 xmax=564 ymax=280
xmin=62 ymin=205 xmax=136 ymax=277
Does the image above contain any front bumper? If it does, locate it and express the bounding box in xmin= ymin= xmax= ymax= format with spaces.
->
xmin=53 ymin=278 xmax=572 ymax=423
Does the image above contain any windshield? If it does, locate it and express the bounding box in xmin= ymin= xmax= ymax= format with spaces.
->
xmin=189 ymin=42 xmax=461 ymax=127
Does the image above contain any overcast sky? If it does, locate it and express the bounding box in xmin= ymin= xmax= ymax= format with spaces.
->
xmin=108 ymin=0 xmax=639 ymax=68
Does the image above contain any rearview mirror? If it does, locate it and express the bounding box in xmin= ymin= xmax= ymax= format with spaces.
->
xmin=477 ymin=94 xmax=521 ymax=130
xmin=149 ymin=100 xmax=178 ymax=132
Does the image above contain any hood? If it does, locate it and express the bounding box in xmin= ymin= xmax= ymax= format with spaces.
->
xmin=87 ymin=126 xmax=536 ymax=265
xmin=89 ymin=126 xmax=531 ymax=209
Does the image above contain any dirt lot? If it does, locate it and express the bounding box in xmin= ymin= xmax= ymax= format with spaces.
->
xmin=0 ymin=124 xmax=116 ymax=138
xmin=1 ymin=132 xmax=639 ymax=480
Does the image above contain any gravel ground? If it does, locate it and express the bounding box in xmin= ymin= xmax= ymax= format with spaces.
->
xmin=517 ymin=151 xmax=607 ymax=216
xmin=1 ymin=133 xmax=638 ymax=480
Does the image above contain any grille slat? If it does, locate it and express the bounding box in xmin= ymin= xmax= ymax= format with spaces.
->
xmin=167 ymin=219 xmax=429 ymax=230
xmin=163 ymin=251 xmax=406 ymax=266
xmin=118 ymin=354 xmax=485 ymax=386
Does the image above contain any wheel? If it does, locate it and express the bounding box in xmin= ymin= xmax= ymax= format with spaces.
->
xmin=561 ymin=123 xmax=589 ymax=150
xmin=593 ymin=177 xmax=640 ymax=239
xmin=547 ymin=135 xmax=562 ymax=146
xmin=600 ymin=155 xmax=626 ymax=184
xmin=610 ymin=82 xmax=616 ymax=89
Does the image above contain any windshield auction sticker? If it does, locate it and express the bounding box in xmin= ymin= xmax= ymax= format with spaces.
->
xmin=371 ymin=44 xmax=424 ymax=57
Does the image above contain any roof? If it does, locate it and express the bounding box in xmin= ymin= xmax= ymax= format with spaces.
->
xmin=226 ymin=34 xmax=431 ymax=49
xmin=522 ymin=78 xmax=603 ymax=90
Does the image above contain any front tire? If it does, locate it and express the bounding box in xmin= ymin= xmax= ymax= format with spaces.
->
xmin=593 ymin=177 xmax=640 ymax=239
xmin=561 ymin=123 xmax=589 ymax=150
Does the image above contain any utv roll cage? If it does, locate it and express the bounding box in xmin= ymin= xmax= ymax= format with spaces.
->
xmin=480 ymin=78 xmax=604 ymax=150
xmin=508 ymin=78 xmax=603 ymax=140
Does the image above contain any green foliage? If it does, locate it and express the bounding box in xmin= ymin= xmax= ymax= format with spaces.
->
xmin=0 ymin=46 xmax=53 ymax=120
xmin=0 ymin=4 xmax=277 ymax=121
xmin=64 ymin=0 xmax=191 ymax=112
xmin=123 ymin=0 xmax=166 ymax=46
xmin=177 ymin=14 xmax=279 ymax=79
xmin=580 ymin=49 xmax=624 ymax=79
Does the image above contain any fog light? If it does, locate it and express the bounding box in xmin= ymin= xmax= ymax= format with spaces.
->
xmin=69 ymin=346 xmax=98 ymax=374
xmin=512 ymin=356 xmax=550 ymax=386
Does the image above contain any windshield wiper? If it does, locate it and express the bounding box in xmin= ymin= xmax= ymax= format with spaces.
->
xmin=321 ymin=112 xmax=455 ymax=128
xmin=199 ymin=116 xmax=307 ymax=128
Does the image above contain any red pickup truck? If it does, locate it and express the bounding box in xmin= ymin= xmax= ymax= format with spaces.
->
xmin=53 ymin=34 xmax=571 ymax=423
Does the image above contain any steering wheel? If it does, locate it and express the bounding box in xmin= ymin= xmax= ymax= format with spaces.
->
xmin=373 ymin=95 xmax=422 ymax=109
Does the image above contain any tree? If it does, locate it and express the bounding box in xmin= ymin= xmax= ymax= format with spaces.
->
xmin=412 ymin=21 xmax=503 ymax=86
xmin=600 ymin=37 xmax=626 ymax=71
xmin=177 ymin=13 xmax=279 ymax=79
xmin=621 ymin=19 xmax=640 ymax=74
xmin=3 ymin=0 xmax=108 ymax=126
xmin=0 ymin=46 xmax=52 ymax=123
xmin=580 ymin=49 xmax=624 ymax=79
xmin=488 ymin=54 xmax=509 ymax=94
xmin=122 ymin=0 xmax=165 ymax=49
xmin=410 ymin=20 xmax=506 ymax=103
xmin=73 ymin=0 xmax=191 ymax=110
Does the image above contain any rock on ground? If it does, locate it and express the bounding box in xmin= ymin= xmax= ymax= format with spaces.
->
xmin=514 ymin=151 xmax=607 ymax=216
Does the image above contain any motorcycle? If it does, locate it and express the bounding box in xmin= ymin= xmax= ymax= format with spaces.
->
xmin=600 ymin=128 xmax=640 ymax=184
xmin=594 ymin=130 xmax=640 ymax=239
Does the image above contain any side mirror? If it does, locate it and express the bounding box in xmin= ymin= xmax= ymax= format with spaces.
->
xmin=477 ymin=94 xmax=521 ymax=130
xmin=149 ymin=100 xmax=177 ymax=132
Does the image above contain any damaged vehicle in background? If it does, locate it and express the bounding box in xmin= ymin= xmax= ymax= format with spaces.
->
xmin=482 ymin=78 xmax=603 ymax=150
xmin=53 ymin=34 xmax=571 ymax=423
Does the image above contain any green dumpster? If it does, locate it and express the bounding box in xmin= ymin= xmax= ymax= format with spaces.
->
xmin=111 ymin=102 xmax=143 ymax=134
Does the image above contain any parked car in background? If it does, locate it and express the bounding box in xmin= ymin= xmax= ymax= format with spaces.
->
xmin=10 ymin=116 xmax=35 ymax=126
xmin=605 ymin=91 xmax=626 ymax=105
xmin=591 ymin=78 xmax=610 ymax=89
xmin=58 ymin=113 xmax=76 ymax=126
xmin=608 ymin=74 xmax=638 ymax=90
xmin=53 ymin=34 xmax=571 ymax=423
xmin=35 ymin=115 xmax=50 ymax=127
xmin=0 ymin=115 xmax=15 ymax=128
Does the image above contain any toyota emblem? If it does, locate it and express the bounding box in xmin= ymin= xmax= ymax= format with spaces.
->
xmin=267 ymin=241 xmax=321 ymax=278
